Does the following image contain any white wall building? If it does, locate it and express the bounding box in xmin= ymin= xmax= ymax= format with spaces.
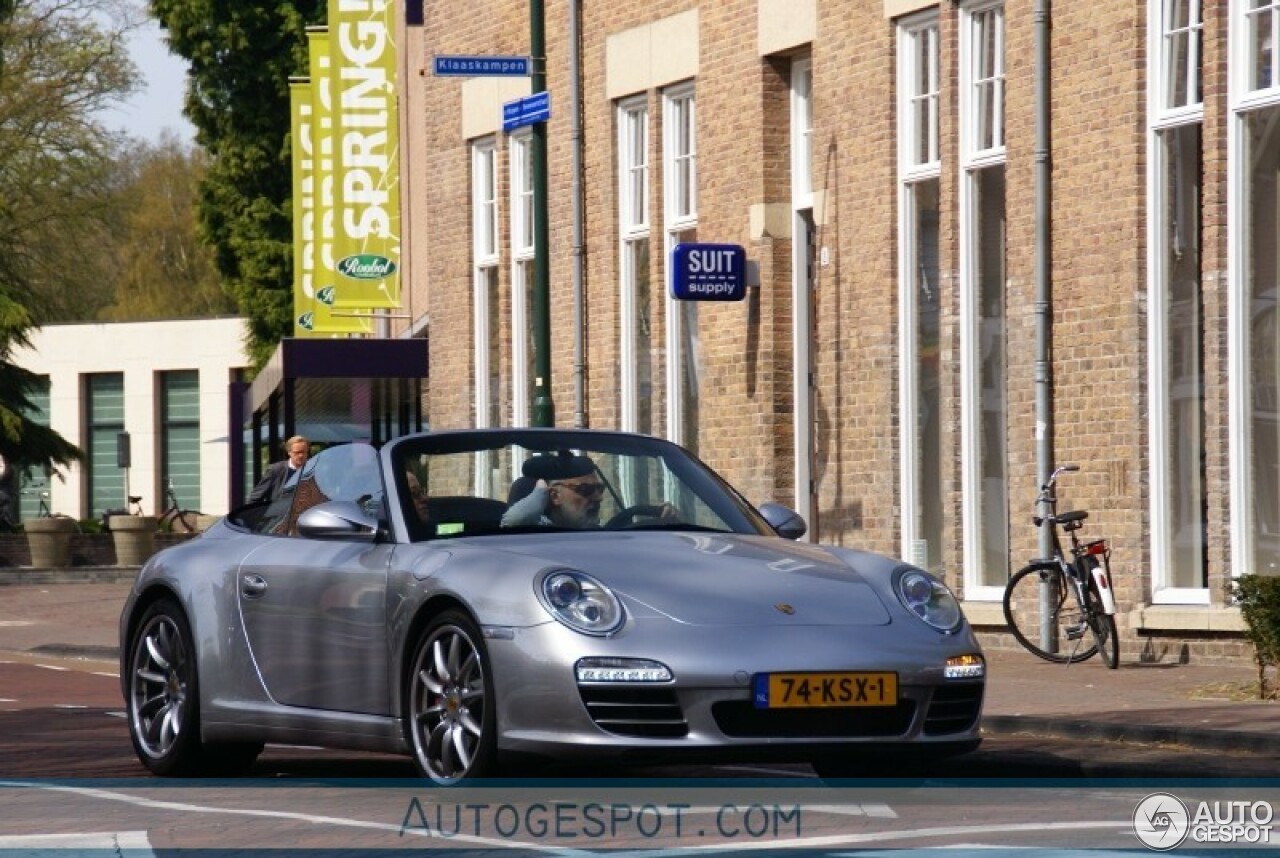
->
xmin=12 ymin=318 xmax=250 ymax=520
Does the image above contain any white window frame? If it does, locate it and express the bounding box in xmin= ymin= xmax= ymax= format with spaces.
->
xmin=1229 ymin=0 xmax=1280 ymax=578
xmin=897 ymin=12 xmax=941 ymax=566
xmin=664 ymin=82 xmax=697 ymax=444
xmin=509 ymin=130 xmax=534 ymax=427
xmin=959 ymin=0 xmax=1008 ymax=600
xmin=618 ymin=96 xmax=649 ymax=433
xmin=1149 ymin=0 xmax=1209 ymax=603
xmin=791 ymin=56 xmax=816 ymax=534
xmin=471 ymin=138 xmax=499 ymax=428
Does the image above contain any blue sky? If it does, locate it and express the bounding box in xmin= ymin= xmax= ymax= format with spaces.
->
xmin=106 ymin=16 xmax=196 ymax=145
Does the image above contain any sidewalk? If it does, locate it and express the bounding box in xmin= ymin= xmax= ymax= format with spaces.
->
xmin=1 ymin=574 xmax=1276 ymax=761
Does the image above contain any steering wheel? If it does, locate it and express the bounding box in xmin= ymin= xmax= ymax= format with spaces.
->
xmin=605 ymin=504 xmax=668 ymax=529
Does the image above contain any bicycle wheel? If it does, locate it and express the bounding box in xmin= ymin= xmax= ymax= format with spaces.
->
xmin=1002 ymin=562 xmax=1099 ymax=663
xmin=161 ymin=509 xmax=202 ymax=534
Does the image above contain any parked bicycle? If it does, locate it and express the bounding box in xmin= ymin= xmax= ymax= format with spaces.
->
xmin=24 ymin=486 xmax=83 ymax=531
xmin=158 ymin=478 xmax=203 ymax=534
xmin=100 ymin=494 xmax=144 ymax=531
xmin=1002 ymin=464 xmax=1119 ymax=668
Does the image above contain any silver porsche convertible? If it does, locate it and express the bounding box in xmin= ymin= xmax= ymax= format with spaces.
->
xmin=120 ymin=428 xmax=985 ymax=783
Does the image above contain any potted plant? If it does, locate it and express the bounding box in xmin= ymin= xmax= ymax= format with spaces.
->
xmin=108 ymin=514 xmax=159 ymax=566
xmin=22 ymin=516 xmax=78 ymax=568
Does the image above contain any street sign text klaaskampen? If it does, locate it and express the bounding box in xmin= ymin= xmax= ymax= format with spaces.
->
xmin=434 ymin=55 xmax=530 ymax=77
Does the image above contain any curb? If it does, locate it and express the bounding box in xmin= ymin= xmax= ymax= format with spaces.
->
xmin=0 ymin=566 xmax=139 ymax=586
xmin=983 ymin=714 xmax=1280 ymax=756
xmin=28 ymin=643 xmax=120 ymax=660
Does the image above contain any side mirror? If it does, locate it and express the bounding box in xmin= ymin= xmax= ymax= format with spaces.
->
xmin=296 ymin=500 xmax=379 ymax=541
xmin=758 ymin=502 xmax=807 ymax=540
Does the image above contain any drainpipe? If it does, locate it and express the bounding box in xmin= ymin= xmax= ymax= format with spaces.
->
xmin=1033 ymin=0 xmax=1056 ymax=648
xmin=569 ymin=0 xmax=586 ymax=427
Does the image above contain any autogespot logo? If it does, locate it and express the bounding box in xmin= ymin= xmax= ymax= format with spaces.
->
xmin=1134 ymin=793 xmax=1190 ymax=851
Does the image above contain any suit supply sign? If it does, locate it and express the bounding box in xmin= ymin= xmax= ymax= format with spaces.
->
xmin=671 ymin=243 xmax=747 ymax=301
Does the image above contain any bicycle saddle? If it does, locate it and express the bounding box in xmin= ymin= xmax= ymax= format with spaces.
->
xmin=1055 ymin=509 xmax=1088 ymax=528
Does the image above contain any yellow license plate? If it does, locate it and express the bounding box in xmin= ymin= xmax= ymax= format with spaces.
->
xmin=753 ymin=672 xmax=898 ymax=708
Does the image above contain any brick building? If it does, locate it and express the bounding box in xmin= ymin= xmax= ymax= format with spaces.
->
xmin=394 ymin=0 xmax=1269 ymax=664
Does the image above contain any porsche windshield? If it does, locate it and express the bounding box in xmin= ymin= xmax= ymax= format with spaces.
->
xmin=390 ymin=429 xmax=773 ymax=541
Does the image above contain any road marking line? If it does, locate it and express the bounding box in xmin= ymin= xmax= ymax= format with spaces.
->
xmin=54 ymin=704 xmax=88 ymax=709
xmin=0 ymin=831 xmax=153 ymax=853
xmin=91 ymin=671 xmax=120 ymax=678
xmin=34 ymin=664 xmax=69 ymax=672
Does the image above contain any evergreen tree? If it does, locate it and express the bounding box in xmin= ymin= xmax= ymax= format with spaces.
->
xmin=0 ymin=295 xmax=81 ymax=475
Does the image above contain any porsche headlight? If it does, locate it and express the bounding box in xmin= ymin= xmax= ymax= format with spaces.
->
xmin=895 ymin=567 xmax=962 ymax=632
xmin=538 ymin=570 xmax=624 ymax=636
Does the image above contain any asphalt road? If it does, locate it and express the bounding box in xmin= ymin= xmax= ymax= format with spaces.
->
xmin=2 ymin=656 xmax=1278 ymax=853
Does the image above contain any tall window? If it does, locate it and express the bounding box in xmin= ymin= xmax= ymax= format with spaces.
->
xmin=87 ymin=373 xmax=125 ymax=517
xmin=1151 ymin=0 xmax=1206 ymax=599
xmin=161 ymin=370 xmax=201 ymax=511
xmin=898 ymin=13 xmax=943 ymax=573
xmin=664 ymin=84 xmax=699 ymax=453
xmin=509 ymin=131 xmax=536 ymax=426
xmin=16 ymin=376 xmax=51 ymax=520
xmin=1235 ymin=0 xmax=1280 ymax=577
xmin=791 ymin=56 xmax=817 ymax=533
xmin=618 ymin=97 xmax=653 ymax=434
xmin=961 ymin=1 xmax=1010 ymax=594
xmin=472 ymin=139 xmax=502 ymax=430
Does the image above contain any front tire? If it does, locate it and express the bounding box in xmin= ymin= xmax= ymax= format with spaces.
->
xmin=1003 ymin=563 xmax=1099 ymax=663
xmin=405 ymin=610 xmax=497 ymax=784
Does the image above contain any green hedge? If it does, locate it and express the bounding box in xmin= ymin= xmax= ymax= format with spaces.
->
xmin=1233 ymin=574 xmax=1280 ymax=700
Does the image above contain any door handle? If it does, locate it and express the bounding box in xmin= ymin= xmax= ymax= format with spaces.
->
xmin=241 ymin=574 xmax=268 ymax=599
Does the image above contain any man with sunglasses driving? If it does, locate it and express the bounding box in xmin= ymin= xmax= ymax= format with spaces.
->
xmin=501 ymin=452 xmax=604 ymax=528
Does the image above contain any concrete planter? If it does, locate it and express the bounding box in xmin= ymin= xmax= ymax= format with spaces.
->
xmin=23 ymin=517 xmax=78 ymax=568
xmin=108 ymin=515 xmax=158 ymax=566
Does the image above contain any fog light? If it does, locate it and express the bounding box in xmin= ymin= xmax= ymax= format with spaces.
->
xmin=944 ymin=654 xmax=985 ymax=679
xmin=576 ymin=657 xmax=672 ymax=682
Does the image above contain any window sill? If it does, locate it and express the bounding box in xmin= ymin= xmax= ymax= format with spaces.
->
xmin=960 ymin=601 xmax=1005 ymax=627
xmin=1129 ymin=605 xmax=1246 ymax=633
xmin=961 ymin=600 xmax=1246 ymax=634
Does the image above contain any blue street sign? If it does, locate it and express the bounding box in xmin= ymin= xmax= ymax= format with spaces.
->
xmin=434 ymin=55 xmax=530 ymax=77
xmin=502 ymin=91 xmax=551 ymax=132
xmin=671 ymin=243 xmax=748 ymax=301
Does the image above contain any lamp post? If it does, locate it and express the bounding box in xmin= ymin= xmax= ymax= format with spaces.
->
xmin=530 ymin=0 xmax=555 ymax=427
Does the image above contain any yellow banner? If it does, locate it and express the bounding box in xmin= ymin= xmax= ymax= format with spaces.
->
xmin=289 ymin=78 xmax=319 ymax=338
xmin=305 ymin=27 xmax=373 ymax=335
xmin=328 ymin=0 xmax=402 ymax=309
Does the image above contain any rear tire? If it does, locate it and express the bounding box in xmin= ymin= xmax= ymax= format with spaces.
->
xmin=126 ymin=598 xmax=260 ymax=776
xmin=1003 ymin=563 xmax=1098 ymax=663
xmin=126 ymin=599 xmax=206 ymax=775
xmin=1084 ymin=581 xmax=1120 ymax=669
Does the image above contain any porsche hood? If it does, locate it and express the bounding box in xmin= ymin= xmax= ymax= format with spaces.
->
xmin=488 ymin=531 xmax=895 ymax=627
